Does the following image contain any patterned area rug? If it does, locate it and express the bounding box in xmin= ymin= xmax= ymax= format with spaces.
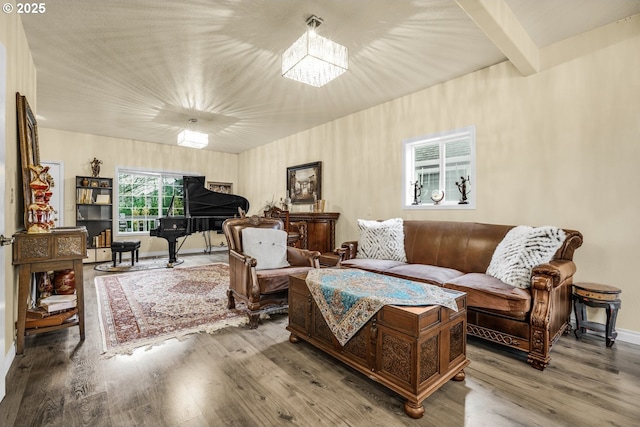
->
xmin=95 ymin=263 xmax=246 ymax=356
xmin=94 ymin=257 xmax=184 ymax=272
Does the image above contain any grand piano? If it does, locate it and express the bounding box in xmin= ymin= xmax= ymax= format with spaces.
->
xmin=150 ymin=176 xmax=249 ymax=266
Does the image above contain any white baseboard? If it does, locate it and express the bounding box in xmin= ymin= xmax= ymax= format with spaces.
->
xmin=143 ymin=246 xmax=228 ymax=259
xmin=616 ymin=328 xmax=640 ymax=346
xmin=3 ymin=342 xmax=16 ymax=386
xmin=570 ymin=312 xmax=640 ymax=346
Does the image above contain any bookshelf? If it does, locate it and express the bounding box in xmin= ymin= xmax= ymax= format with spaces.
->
xmin=75 ymin=175 xmax=113 ymax=263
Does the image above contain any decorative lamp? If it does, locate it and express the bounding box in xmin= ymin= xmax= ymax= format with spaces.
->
xmin=177 ymin=118 xmax=208 ymax=149
xmin=282 ymin=15 xmax=348 ymax=87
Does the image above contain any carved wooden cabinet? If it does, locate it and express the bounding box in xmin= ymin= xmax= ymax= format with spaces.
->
xmin=12 ymin=228 xmax=87 ymax=354
xmin=287 ymin=272 xmax=469 ymax=418
xmin=288 ymin=212 xmax=339 ymax=254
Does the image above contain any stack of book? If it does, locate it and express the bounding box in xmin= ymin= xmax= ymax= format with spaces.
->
xmin=25 ymin=294 xmax=78 ymax=329
xmin=39 ymin=294 xmax=77 ymax=312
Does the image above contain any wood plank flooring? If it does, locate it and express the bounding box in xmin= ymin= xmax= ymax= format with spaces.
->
xmin=1 ymin=253 xmax=639 ymax=426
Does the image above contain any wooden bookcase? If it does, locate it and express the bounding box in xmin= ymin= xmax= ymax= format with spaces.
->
xmin=75 ymin=176 xmax=113 ymax=263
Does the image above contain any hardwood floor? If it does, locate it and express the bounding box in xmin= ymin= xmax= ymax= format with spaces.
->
xmin=1 ymin=253 xmax=639 ymax=426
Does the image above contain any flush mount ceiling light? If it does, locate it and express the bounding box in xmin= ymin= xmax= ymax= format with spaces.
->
xmin=177 ymin=118 xmax=208 ymax=149
xmin=282 ymin=15 xmax=348 ymax=88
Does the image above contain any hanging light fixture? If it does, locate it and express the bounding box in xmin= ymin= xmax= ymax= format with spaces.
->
xmin=177 ymin=118 xmax=208 ymax=149
xmin=282 ymin=15 xmax=348 ymax=87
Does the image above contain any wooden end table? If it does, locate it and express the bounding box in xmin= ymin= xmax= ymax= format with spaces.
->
xmin=12 ymin=229 xmax=87 ymax=354
xmin=573 ymin=282 xmax=622 ymax=347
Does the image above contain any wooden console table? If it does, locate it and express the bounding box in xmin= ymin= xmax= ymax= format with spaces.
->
xmin=12 ymin=228 xmax=87 ymax=354
xmin=287 ymin=272 xmax=469 ymax=418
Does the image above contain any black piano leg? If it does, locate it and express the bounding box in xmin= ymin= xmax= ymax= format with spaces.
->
xmin=167 ymin=241 xmax=177 ymax=267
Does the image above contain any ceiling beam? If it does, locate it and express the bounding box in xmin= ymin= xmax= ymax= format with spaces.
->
xmin=456 ymin=0 xmax=539 ymax=75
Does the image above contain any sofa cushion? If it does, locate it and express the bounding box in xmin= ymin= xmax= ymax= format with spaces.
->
xmin=385 ymin=264 xmax=464 ymax=286
xmin=444 ymin=273 xmax=531 ymax=320
xmin=356 ymin=218 xmax=407 ymax=262
xmin=340 ymin=258 xmax=407 ymax=273
xmin=486 ymin=225 xmax=566 ymax=289
xmin=242 ymin=228 xmax=290 ymax=270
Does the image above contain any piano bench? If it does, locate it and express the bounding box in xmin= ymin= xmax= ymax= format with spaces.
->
xmin=111 ymin=240 xmax=141 ymax=267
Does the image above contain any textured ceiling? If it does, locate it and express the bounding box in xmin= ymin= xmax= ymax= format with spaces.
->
xmin=20 ymin=0 xmax=640 ymax=154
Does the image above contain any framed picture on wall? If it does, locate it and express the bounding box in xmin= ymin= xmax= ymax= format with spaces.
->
xmin=207 ymin=181 xmax=233 ymax=194
xmin=286 ymin=161 xmax=321 ymax=205
xmin=16 ymin=92 xmax=40 ymax=230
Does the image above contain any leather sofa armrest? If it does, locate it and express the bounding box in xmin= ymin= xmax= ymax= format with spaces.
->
xmin=337 ymin=241 xmax=358 ymax=261
xmin=287 ymin=247 xmax=321 ymax=268
xmin=531 ymin=260 xmax=577 ymax=290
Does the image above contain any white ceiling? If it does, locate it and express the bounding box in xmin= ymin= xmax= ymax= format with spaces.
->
xmin=20 ymin=0 xmax=640 ymax=154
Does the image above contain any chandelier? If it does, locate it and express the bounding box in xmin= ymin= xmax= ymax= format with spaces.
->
xmin=177 ymin=118 xmax=208 ymax=149
xmin=282 ymin=15 xmax=348 ymax=87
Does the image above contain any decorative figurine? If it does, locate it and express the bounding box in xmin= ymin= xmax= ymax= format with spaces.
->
xmin=27 ymin=164 xmax=54 ymax=233
xmin=430 ymin=189 xmax=445 ymax=205
xmin=411 ymin=180 xmax=423 ymax=205
xmin=90 ymin=157 xmax=102 ymax=177
xmin=456 ymin=176 xmax=470 ymax=204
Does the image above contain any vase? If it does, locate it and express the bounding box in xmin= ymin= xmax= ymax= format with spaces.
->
xmin=53 ymin=269 xmax=76 ymax=295
xmin=81 ymin=177 xmax=89 ymax=187
xmin=36 ymin=272 xmax=53 ymax=300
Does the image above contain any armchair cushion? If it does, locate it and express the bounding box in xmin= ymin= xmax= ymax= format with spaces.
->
xmin=242 ymin=228 xmax=290 ymax=270
xmin=257 ymin=265 xmax=318 ymax=295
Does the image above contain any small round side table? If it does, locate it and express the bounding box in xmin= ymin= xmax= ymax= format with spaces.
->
xmin=573 ymin=282 xmax=622 ymax=347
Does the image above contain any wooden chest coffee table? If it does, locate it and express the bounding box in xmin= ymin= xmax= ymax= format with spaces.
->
xmin=287 ymin=272 xmax=469 ymax=419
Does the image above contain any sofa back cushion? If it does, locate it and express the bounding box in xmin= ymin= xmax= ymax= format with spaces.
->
xmin=403 ymin=221 xmax=514 ymax=273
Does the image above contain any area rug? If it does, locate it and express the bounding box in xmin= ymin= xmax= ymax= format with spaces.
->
xmin=95 ymin=263 xmax=246 ymax=356
xmin=94 ymin=257 xmax=184 ymax=272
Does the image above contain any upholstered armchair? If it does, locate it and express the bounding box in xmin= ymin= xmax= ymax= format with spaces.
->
xmin=222 ymin=215 xmax=321 ymax=328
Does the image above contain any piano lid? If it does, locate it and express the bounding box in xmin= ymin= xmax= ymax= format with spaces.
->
xmin=183 ymin=176 xmax=249 ymax=218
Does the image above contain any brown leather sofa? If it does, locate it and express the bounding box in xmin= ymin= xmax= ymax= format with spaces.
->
xmin=337 ymin=220 xmax=583 ymax=370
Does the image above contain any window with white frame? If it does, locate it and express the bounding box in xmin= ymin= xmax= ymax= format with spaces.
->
xmin=116 ymin=169 xmax=188 ymax=234
xmin=402 ymin=126 xmax=475 ymax=209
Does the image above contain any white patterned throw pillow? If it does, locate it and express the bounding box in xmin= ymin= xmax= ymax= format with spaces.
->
xmin=487 ymin=225 xmax=566 ymax=289
xmin=356 ymin=218 xmax=407 ymax=262
xmin=242 ymin=228 xmax=290 ymax=270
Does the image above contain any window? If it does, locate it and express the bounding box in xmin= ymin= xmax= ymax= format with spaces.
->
xmin=116 ymin=168 xmax=188 ymax=235
xmin=403 ymin=126 xmax=475 ymax=209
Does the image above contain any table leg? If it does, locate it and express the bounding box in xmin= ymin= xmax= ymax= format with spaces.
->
xmin=16 ymin=265 xmax=32 ymax=355
xmin=404 ymin=400 xmax=425 ymax=419
xmin=605 ymin=304 xmax=619 ymax=347
xmin=74 ymin=258 xmax=85 ymax=341
xmin=573 ymin=299 xmax=586 ymax=339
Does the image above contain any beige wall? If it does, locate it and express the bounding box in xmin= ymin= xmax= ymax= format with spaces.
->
xmin=239 ymin=27 xmax=640 ymax=334
xmin=38 ymin=128 xmax=240 ymax=255
xmin=3 ymin=9 xmax=638 ymax=358
xmin=2 ymin=9 xmax=37 ymax=356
